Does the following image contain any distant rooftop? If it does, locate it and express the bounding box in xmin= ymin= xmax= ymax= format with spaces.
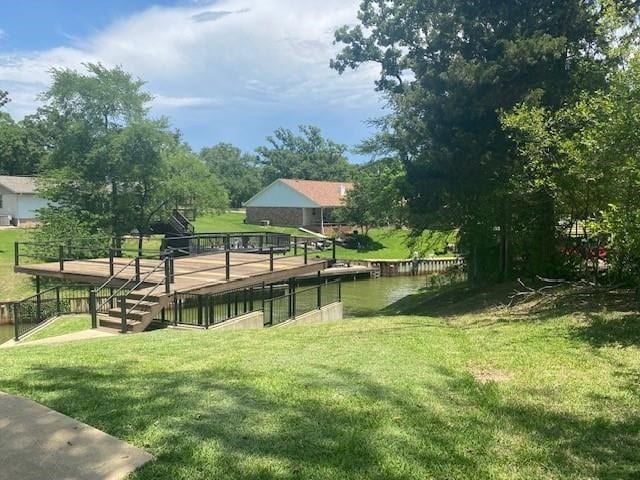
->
xmin=279 ymin=179 xmax=353 ymax=207
xmin=0 ymin=176 xmax=38 ymax=194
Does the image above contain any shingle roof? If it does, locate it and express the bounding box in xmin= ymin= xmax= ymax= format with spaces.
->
xmin=0 ymin=176 xmax=38 ymax=194
xmin=280 ymin=179 xmax=352 ymax=207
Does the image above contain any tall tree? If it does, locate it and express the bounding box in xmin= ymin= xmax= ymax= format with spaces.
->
xmin=36 ymin=63 xmax=228 ymax=247
xmin=0 ymin=92 xmax=47 ymax=175
xmin=257 ymin=125 xmax=355 ymax=185
xmin=200 ymin=143 xmax=262 ymax=208
xmin=338 ymin=157 xmax=406 ymax=233
xmin=332 ymin=0 xmax=639 ymax=281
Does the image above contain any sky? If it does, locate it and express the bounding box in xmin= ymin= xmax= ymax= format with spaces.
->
xmin=0 ymin=0 xmax=386 ymax=162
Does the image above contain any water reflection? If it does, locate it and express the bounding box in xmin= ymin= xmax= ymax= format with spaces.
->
xmin=340 ymin=276 xmax=426 ymax=318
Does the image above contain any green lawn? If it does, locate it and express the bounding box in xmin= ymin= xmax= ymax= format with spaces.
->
xmin=0 ymin=285 xmax=638 ymax=479
xmin=0 ymin=228 xmax=33 ymax=301
xmin=23 ymin=315 xmax=91 ymax=342
xmin=195 ymin=212 xmax=457 ymax=260
xmin=193 ymin=211 xmax=301 ymax=236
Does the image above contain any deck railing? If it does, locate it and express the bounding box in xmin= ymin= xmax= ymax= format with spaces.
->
xmin=14 ymin=232 xmax=333 ymax=269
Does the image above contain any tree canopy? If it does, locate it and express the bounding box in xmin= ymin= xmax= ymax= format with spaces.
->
xmin=257 ymin=125 xmax=355 ymax=185
xmin=200 ymin=143 xmax=262 ymax=208
xmin=333 ymin=0 xmax=640 ymax=281
xmin=34 ymin=63 xmax=228 ymax=245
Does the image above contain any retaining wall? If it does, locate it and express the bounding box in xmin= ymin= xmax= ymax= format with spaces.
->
xmin=278 ymin=302 xmax=343 ymax=327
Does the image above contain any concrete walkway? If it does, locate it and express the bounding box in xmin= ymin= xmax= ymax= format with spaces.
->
xmin=0 ymin=391 xmax=153 ymax=480
xmin=0 ymin=328 xmax=116 ymax=349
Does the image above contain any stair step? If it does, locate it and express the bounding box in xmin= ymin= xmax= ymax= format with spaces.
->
xmin=108 ymin=308 xmax=153 ymax=321
xmin=99 ymin=317 xmax=141 ymax=331
xmin=121 ymin=299 xmax=156 ymax=311
xmin=126 ymin=292 xmax=164 ymax=302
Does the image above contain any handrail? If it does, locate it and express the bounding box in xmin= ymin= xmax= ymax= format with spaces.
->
xmin=127 ymin=260 xmax=169 ymax=313
xmin=126 ymin=257 xmax=168 ymax=295
xmin=96 ymin=257 xmax=137 ymax=292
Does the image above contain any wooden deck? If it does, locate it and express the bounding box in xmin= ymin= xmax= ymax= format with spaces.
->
xmin=14 ymin=252 xmax=328 ymax=295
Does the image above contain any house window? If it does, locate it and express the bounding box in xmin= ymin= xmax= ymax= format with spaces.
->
xmin=0 ymin=195 xmax=3 ymax=209
xmin=311 ymin=209 xmax=317 ymax=215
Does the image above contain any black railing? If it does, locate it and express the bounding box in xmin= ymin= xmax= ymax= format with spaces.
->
xmin=161 ymin=283 xmax=275 ymax=328
xmin=9 ymin=285 xmax=109 ymax=341
xmin=264 ymin=280 xmax=341 ymax=327
xmin=14 ymin=232 xmax=329 ymax=268
xmin=157 ymin=279 xmax=341 ymax=329
xmin=161 ymin=232 xmax=294 ymax=257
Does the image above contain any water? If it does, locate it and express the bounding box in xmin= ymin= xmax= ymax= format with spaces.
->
xmin=340 ymin=276 xmax=427 ymax=317
xmin=0 ymin=324 xmax=14 ymax=343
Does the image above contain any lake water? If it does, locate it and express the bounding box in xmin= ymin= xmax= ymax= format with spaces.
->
xmin=340 ymin=276 xmax=427 ymax=318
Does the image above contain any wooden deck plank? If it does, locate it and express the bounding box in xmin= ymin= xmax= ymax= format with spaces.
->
xmin=14 ymin=251 xmax=327 ymax=294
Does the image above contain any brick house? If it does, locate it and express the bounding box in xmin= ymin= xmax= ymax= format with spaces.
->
xmin=244 ymin=179 xmax=352 ymax=234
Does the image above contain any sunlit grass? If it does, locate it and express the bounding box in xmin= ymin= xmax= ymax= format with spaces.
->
xmin=1 ymin=287 xmax=638 ymax=479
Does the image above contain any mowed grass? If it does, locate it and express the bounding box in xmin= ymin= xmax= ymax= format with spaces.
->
xmin=0 ymin=286 xmax=639 ymax=479
xmin=23 ymin=315 xmax=91 ymax=342
xmin=0 ymin=228 xmax=33 ymax=301
xmin=194 ymin=211 xmax=301 ymax=236
xmin=195 ymin=212 xmax=457 ymax=260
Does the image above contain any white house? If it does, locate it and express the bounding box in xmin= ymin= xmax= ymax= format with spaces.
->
xmin=0 ymin=176 xmax=48 ymax=226
xmin=244 ymin=179 xmax=352 ymax=233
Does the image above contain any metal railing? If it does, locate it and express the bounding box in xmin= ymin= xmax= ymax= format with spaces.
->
xmin=14 ymin=232 xmax=333 ymax=268
xmin=263 ymin=280 xmax=341 ymax=326
xmin=158 ymin=279 xmax=342 ymax=329
xmin=9 ymin=285 xmax=108 ymax=341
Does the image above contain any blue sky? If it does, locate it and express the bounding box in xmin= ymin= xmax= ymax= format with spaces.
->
xmin=0 ymin=0 xmax=385 ymax=162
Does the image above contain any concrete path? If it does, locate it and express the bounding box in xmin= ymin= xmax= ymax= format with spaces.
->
xmin=0 ymin=391 xmax=153 ymax=480
xmin=0 ymin=328 xmax=116 ymax=349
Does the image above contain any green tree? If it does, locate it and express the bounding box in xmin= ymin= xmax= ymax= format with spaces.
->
xmin=257 ymin=125 xmax=354 ymax=185
xmin=504 ymin=55 xmax=640 ymax=285
xmin=338 ymin=158 xmax=406 ymax=233
xmin=0 ymin=92 xmax=46 ymax=175
xmin=200 ymin=143 xmax=262 ymax=208
xmin=167 ymin=146 xmax=229 ymax=215
xmin=35 ymin=63 xmax=228 ymax=248
xmin=332 ymin=0 xmax=639 ymax=281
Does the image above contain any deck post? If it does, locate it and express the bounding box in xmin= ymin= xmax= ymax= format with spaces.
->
xmin=14 ymin=241 xmax=19 ymax=266
xmin=269 ymin=247 xmax=274 ymax=271
xmin=164 ymin=258 xmax=171 ymax=294
xmin=13 ymin=303 xmax=20 ymax=341
xmin=332 ymin=239 xmax=336 ymax=260
xmin=89 ymin=289 xmax=97 ymax=329
xmin=120 ymin=296 xmax=127 ymax=333
xmin=59 ymin=245 xmax=65 ymax=271
xmin=169 ymin=253 xmax=175 ymax=283
xmin=135 ymin=257 xmax=141 ymax=283
xmin=197 ymin=295 xmax=203 ymax=327
xmin=109 ymin=248 xmax=115 ymax=276
xmin=338 ymin=280 xmax=342 ymax=302
xmin=317 ymin=283 xmax=322 ymax=309
xmin=56 ymin=286 xmax=61 ymax=314
xmin=294 ymin=237 xmax=298 ymax=256
xmin=225 ymin=250 xmax=231 ymax=280
xmin=35 ymin=276 xmax=41 ymax=323
xmin=173 ymin=294 xmax=178 ymax=326
xmin=304 ymin=242 xmax=308 ymax=265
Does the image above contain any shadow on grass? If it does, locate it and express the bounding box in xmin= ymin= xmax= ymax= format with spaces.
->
xmin=2 ymin=357 xmax=639 ymax=479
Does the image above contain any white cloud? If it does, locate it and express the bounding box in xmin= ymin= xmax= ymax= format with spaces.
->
xmin=0 ymin=1 xmax=380 ymax=119
xmin=0 ymin=28 xmax=5 ymax=40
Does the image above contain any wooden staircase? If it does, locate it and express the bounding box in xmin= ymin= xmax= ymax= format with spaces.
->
xmin=99 ymin=289 xmax=171 ymax=333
